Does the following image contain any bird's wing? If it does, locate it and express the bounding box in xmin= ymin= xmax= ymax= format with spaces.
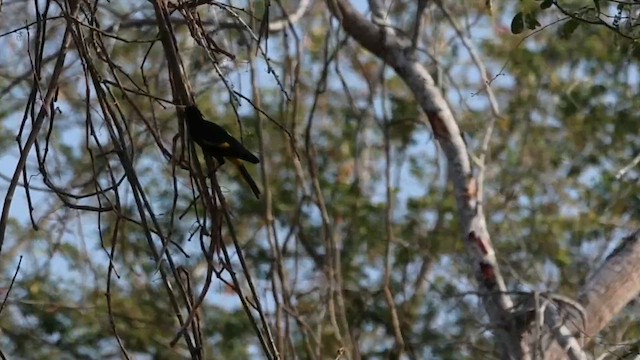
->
xmin=200 ymin=138 xmax=232 ymax=149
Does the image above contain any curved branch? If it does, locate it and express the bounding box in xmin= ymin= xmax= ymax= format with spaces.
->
xmin=323 ymin=0 xmax=529 ymax=358
xmin=268 ymin=0 xmax=311 ymax=33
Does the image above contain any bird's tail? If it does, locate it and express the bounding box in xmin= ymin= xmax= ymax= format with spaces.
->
xmin=231 ymin=159 xmax=261 ymax=199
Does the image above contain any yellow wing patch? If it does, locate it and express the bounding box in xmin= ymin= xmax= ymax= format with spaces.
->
xmin=202 ymin=139 xmax=231 ymax=148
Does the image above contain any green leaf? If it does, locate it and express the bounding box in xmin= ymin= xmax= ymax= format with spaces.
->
xmin=511 ymin=12 xmax=525 ymax=34
xmin=559 ymin=19 xmax=580 ymax=39
xmin=525 ymin=13 xmax=542 ymax=30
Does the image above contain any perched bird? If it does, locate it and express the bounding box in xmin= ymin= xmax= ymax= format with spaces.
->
xmin=183 ymin=105 xmax=261 ymax=199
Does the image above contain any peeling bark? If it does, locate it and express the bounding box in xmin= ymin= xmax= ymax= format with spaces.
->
xmin=323 ymin=2 xmax=640 ymax=359
xmin=323 ymin=0 xmax=529 ymax=358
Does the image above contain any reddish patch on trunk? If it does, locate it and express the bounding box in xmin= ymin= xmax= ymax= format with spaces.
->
xmin=467 ymin=231 xmax=490 ymax=256
xmin=425 ymin=111 xmax=449 ymax=139
xmin=479 ymin=262 xmax=497 ymax=289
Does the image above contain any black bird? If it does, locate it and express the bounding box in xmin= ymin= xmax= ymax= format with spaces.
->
xmin=183 ymin=105 xmax=261 ymax=199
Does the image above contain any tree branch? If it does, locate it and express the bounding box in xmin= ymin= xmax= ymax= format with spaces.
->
xmin=547 ymin=229 xmax=640 ymax=360
xmin=323 ymin=0 xmax=529 ymax=358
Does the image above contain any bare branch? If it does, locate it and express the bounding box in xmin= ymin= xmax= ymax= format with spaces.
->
xmin=0 ymin=0 xmax=80 ymax=254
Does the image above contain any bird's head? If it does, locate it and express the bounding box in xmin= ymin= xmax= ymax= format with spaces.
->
xmin=182 ymin=104 xmax=202 ymax=119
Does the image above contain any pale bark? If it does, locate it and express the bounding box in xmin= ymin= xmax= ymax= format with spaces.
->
xmin=323 ymin=0 xmax=529 ymax=358
xmin=547 ymin=230 xmax=640 ymax=360
xmin=324 ymin=1 xmax=640 ymax=359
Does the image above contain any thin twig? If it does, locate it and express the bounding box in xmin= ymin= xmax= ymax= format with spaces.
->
xmin=0 ymin=256 xmax=22 ymax=316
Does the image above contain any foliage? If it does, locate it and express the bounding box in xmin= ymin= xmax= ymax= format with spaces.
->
xmin=0 ymin=0 xmax=638 ymax=359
